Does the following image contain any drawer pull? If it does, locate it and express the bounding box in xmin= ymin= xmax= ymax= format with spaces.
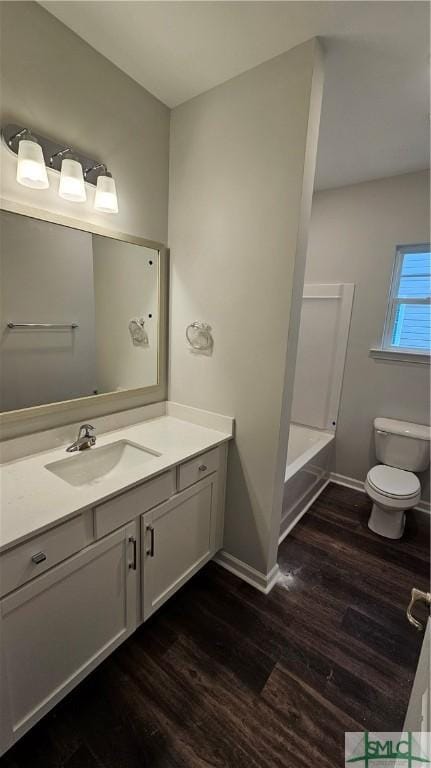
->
xmin=199 ymin=464 xmax=208 ymax=472
xmin=146 ymin=525 xmax=155 ymax=557
xmin=31 ymin=552 xmax=47 ymax=565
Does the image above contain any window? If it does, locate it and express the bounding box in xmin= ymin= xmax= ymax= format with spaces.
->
xmin=382 ymin=244 xmax=431 ymax=355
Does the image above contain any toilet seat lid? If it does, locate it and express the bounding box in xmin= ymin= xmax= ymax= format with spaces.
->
xmin=367 ymin=465 xmax=420 ymax=498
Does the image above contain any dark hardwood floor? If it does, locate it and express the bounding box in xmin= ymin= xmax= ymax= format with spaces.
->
xmin=3 ymin=483 xmax=430 ymax=768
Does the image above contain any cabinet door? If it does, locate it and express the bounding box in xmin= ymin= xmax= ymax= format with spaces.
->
xmin=142 ymin=475 xmax=218 ymax=620
xmin=0 ymin=522 xmax=137 ymax=753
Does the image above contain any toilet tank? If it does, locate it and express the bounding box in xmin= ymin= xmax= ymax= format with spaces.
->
xmin=374 ymin=418 xmax=430 ymax=472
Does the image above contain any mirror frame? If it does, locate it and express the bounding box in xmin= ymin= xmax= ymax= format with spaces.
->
xmin=0 ymin=198 xmax=169 ymax=439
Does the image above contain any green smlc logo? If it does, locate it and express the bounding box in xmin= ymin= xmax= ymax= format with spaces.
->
xmin=346 ymin=732 xmax=430 ymax=767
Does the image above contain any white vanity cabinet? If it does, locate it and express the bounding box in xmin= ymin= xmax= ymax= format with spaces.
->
xmin=0 ymin=521 xmax=138 ymax=750
xmin=142 ymin=473 xmax=218 ymax=619
xmin=0 ymin=440 xmax=229 ymax=756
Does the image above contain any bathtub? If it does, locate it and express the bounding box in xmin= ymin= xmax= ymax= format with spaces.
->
xmin=280 ymin=424 xmax=334 ymax=543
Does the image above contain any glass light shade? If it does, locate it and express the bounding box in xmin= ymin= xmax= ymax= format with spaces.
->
xmin=94 ymin=174 xmax=118 ymax=213
xmin=58 ymin=158 xmax=86 ymax=202
xmin=16 ymin=139 xmax=49 ymax=189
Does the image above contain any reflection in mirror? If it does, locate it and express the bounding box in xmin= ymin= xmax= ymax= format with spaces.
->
xmin=0 ymin=211 xmax=159 ymax=413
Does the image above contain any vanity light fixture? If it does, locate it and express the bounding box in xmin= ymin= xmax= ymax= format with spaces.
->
xmin=13 ymin=130 xmax=49 ymax=189
xmin=57 ymin=154 xmax=87 ymax=203
xmin=88 ymin=164 xmax=118 ymax=213
xmin=2 ymin=123 xmax=118 ymax=213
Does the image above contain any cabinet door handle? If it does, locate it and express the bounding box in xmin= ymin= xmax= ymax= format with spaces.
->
xmin=31 ymin=552 xmax=47 ymax=565
xmin=146 ymin=525 xmax=155 ymax=557
xmin=128 ymin=536 xmax=137 ymax=570
xmin=199 ymin=464 xmax=208 ymax=472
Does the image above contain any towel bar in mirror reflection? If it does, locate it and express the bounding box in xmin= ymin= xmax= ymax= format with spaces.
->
xmin=7 ymin=322 xmax=79 ymax=329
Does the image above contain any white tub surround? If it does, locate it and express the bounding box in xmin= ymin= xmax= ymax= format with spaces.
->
xmin=280 ymin=424 xmax=334 ymax=542
xmin=279 ymin=282 xmax=354 ymax=541
xmin=0 ymin=402 xmax=233 ymax=755
xmin=286 ymin=424 xmax=334 ymax=475
xmin=291 ymin=283 xmax=354 ymax=431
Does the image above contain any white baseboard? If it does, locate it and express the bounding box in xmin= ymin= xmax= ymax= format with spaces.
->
xmin=213 ymin=550 xmax=280 ymax=594
xmin=329 ymin=472 xmax=365 ymax=493
xmin=279 ymin=479 xmax=330 ymax=545
xmin=416 ymin=499 xmax=431 ymax=515
xmin=329 ymin=472 xmax=431 ymax=516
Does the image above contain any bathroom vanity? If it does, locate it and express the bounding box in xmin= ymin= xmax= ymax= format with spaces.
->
xmin=0 ymin=202 xmax=235 ymax=756
xmin=0 ymin=406 xmax=233 ymax=755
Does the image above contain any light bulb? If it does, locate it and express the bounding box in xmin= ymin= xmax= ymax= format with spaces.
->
xmin=58 ymin=158 xmax=86 ymax=202
xmin=16 ymin=139 xmax=49 ymax=189
xmin=94 ymin=174 xmax=118 ymax=213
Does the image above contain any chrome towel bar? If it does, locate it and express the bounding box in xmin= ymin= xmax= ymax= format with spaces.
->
xmin=7 ymin=322 xmax=79 ymax=329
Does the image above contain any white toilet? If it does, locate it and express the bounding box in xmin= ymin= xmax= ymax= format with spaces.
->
xmin=365 ymin=418 xmax=430 ymax=539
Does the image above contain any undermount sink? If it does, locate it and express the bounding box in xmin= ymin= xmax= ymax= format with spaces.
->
xmin=46 ymin=440 xmax=161 ymax=487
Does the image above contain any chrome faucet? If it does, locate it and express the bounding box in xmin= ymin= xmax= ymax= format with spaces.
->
xmin=66 ymin=424 xmax=96 ymax=453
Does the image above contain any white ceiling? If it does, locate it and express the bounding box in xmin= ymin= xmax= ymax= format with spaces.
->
xmin=40 ymin=1 xmax=430 ymax=190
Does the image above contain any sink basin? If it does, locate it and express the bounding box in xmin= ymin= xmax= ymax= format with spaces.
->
xmin=46 ymin=440 xmax=161 ymax=487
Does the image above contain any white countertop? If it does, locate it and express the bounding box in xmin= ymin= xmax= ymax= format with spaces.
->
xmin=0 ymin=415 xmax=232 ymax=553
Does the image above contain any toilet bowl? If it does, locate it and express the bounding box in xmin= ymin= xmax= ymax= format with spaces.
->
xmin=365 ymin=465 xmax=421 ymax=539
xmin=365 ymin=417 xmax=429 ymax=540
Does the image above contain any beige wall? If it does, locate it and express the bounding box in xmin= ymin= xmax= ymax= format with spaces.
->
xmin=0 ymin=1 xmax=170 ymax=438
xmin=0 ymin=2 xmax=170 ymax=245
xmin=169 ymin=40 xmax=324 ymax=577
xmin=306 ymin=170 xmax=430 ymax=499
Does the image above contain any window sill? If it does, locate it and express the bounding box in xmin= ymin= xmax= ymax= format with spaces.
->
xmin=369 ymin=348 xmax=430 ymax=365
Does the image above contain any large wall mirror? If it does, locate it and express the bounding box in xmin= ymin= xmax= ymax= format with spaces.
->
xmin=0 ymin=209 xmax=166 ymax=415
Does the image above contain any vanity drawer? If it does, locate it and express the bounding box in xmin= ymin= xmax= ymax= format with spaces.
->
xmin=0 ymin=513 xmax=93 ymax=597
xmin=178 ymin=448 xmax=219 ymax=491
xmin=94 ymin=469 xmax=176 ymax=539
